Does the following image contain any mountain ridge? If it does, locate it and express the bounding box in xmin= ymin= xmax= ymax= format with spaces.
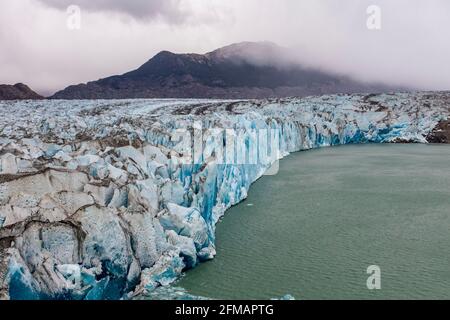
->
xmin=0 ymin=83 xmax=43 ymax=100
xmin=51 ymin=42 xmax=399 ymax=100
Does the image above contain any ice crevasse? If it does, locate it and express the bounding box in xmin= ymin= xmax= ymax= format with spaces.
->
xmin=0 ymin=92 xmax=449 ymax=299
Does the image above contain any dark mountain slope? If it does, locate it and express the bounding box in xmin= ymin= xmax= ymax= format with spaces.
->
xmin=51 ymin=42 xmax=396 ymax=99
xmin=0 ymin=83 xmax=43 ymax=100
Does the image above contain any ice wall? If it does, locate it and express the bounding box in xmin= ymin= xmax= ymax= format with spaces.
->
xmin=0 ymin=92 xmax=449 ymax=299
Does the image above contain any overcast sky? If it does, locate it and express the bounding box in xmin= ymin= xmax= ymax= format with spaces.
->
xmin=1 ymin=0 xmax=449 ymax=96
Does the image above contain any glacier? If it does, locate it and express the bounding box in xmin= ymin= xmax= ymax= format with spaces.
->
xmin=0 ymin=92 xmax=449 ymax=300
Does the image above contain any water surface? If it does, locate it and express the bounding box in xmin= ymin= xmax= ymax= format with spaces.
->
xmin=178 ymin=144 xmax=450 ymax=299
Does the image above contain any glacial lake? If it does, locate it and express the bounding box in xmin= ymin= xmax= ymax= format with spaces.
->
xmin=177 ymin=144 xmax=450 ymax=300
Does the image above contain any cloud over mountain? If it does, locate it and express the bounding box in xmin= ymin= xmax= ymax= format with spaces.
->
xmin=38 ymin=0 xmax=186 ymax=22
xmin=1 ymin=0 xmax=450 ymax=95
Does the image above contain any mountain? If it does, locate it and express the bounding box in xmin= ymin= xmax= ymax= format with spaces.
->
xmin=51 ymin=42 xmax=396 ymax=100
xmin=0 ymin=83 xmax=43 ymax=100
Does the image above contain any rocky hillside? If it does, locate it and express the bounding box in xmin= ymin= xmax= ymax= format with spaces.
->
xmin=51 ymin=42 xmax=395 ymax=99
xmin=0 ymin=83 xmax=43 ymax=100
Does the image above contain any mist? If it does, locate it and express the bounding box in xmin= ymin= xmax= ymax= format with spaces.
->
xmin=0 ymin=0 xmax=449 ymax=96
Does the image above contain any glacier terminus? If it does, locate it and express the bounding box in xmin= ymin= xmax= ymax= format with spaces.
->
xmin=0 ymin=92 xmax=449 ymax=300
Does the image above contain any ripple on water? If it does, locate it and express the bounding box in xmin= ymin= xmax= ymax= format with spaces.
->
xmin=177 ymin=144 xmax=450 ymax=300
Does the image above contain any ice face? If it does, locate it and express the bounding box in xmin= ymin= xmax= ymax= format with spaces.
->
xmin=0 ymin=92 xmax=448 ymax=300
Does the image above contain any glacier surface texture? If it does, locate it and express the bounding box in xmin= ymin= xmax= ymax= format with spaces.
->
xmin=0 ymin=92 xmax=449 ymax=299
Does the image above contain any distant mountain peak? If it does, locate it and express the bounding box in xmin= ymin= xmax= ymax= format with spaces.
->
xmin=152 ymin=50 xmax=177 ymax=59
xmin=0 ymin=83 xmax=43 ymax=100
xmin=207 ymin=41 xmax=279 ymax=57
xmin=205 ymin=41 xmax=291 ymax=66
xmin=51 ymin=42 xmax=398 ymax=100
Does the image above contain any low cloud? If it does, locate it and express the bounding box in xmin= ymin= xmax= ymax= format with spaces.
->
xmin=1 ymin=0 xmax=450 ymax=95
xmin=38 ymin=0 xmax=187 ymax=22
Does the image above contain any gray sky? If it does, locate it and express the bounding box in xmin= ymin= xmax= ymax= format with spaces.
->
xmin=1 ymin=0 xmax=449 ymax=96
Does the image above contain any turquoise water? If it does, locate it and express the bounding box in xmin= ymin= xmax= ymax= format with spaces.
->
xmin=177 ymin=144 xmax=450 ymax=300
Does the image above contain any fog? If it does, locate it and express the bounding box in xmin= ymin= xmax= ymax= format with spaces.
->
xmin=1 ymin=0 xmax=449 ymax=96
